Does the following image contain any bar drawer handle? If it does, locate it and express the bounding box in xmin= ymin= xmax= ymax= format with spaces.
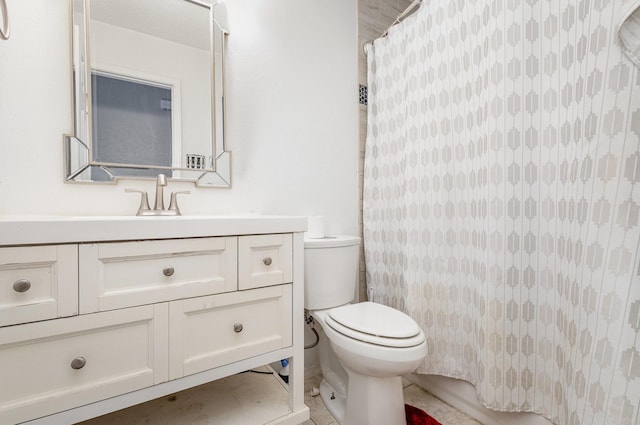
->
xmin=263 ymin=257 xmax=273 ymax=266
xmin=71 ymin=357 xmax=86 ymax=370
xmin=163 ymin=266 xmax=175 ymax=277
xmin=13 ymin=279 xmax=31 ymax=293
xmin=234 ymin=323 xmax=243 ymax=333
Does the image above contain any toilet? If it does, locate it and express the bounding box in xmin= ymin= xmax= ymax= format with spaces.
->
xmin=304 ymin=235 xmax=427 ymax=425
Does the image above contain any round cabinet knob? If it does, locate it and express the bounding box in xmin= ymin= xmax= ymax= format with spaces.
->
xmin=233 ymin=323 xmax=243 ymax=333
xmin=263 ymin=257 xmax=273 ymax=266
xmin=71 ymin=356 xmax=87 ymax=370
xmin=162 ymin=266 xmax=175 ymax=277
xmin=13 ymin=279 xmax=31 ymax=293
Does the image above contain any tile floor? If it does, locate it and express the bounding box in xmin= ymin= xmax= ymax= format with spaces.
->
xmin=79 ymin=369 xmax=482 ymax=425
xmin=302 ymin=374 xmax=484 ymax=425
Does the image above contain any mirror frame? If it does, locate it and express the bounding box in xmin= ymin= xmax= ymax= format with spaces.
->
xmin=64 ymin=0 xmax=231 ymax=187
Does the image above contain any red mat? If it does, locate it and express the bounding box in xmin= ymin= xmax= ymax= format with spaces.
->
xmin=405 ymin=404 xmax=442 ymax=425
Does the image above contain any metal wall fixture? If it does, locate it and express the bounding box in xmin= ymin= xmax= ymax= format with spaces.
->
xmin=0 ymin=0 xmax=10 ymax=40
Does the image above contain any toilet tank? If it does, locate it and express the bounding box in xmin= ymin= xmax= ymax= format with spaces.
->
xmin=304 ymin=235 xmax=360 ymax=310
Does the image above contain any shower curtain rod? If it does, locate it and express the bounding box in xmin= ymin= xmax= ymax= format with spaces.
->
xmin=363 ymin=0 xmax=422 ymax=54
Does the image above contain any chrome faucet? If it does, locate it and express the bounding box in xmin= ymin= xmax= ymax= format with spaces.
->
xmin=126 ymin=174 xmax=190 ymax=216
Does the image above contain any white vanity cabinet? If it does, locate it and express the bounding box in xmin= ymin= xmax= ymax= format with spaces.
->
xmin=239 ymin=233 xmax=293 ymax=290
xmin=169 ymin=284 xmax=292 ymax=379
xmin=0 ymin=305 xmax=168 ymax=425
xmin=79 ymin=237 xmax=238 ymax=313
xmin=0 ymin=216 xmax=309 ymax=425
xmin=0 ymin=244 xmax=78 ymax=327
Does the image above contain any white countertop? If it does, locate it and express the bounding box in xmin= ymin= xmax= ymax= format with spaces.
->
xmin=0 ymin=215 xmax=308 ymax=246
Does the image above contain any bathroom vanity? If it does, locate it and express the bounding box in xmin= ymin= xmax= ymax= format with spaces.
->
xmin=0 ymin=216 xmax=309 ymax=425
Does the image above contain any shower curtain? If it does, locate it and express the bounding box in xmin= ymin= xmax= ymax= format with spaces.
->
xmin=363 ymin=1 xmax=640 ymax=424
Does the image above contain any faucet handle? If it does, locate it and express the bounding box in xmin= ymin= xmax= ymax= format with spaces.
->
xmin=168 ymin=191 xmax=191 ymax=215
xmin=125 ymin=189 xmax=151 ymax=216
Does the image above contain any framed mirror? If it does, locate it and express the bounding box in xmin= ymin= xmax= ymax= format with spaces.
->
xmin=65 ymin=0 xmax=231 ymax=187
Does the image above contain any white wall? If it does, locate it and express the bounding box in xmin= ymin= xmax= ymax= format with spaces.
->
xmin=0 ymin=0 xmax=359 ymax=237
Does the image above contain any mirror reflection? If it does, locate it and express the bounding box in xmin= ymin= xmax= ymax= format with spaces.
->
xmin=65 ymin=0 xmax=231 ymax=187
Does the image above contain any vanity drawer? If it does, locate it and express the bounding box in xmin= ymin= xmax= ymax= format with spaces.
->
xmin=169 ymin=284 xmax=292 ymax=379
xmin=0 ymin=245 xmax=78 ymax=327
xmin=238 ymin=234 xmax=293 ymax=290
xmin=0 ymin=304 xmax=168 ymax=425
xmin=80 ymin=237 xmax=238 ymax=313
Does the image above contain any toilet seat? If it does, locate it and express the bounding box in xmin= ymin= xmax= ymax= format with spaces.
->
xmin=325 ymin=302 xmax=425 ymax=348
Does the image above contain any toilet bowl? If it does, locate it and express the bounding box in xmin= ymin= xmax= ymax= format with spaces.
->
xmin=313 ymin=303 xmax=427 ymax=425
xmin=304 ymin=236 xmax=427 ymax=425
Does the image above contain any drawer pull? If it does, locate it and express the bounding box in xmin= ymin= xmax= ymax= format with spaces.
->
xmin=71 ymin=356 xmax=87 ymax=370
xmin=162 ymin=266 xmax=175 ymax=277
xmin=12 ymin=279 xmax=31 ymax=293
xmin=233 ymin=323 xmax=244 ymax=333
xmin=263 ymin=257 xmax=273 ymax=266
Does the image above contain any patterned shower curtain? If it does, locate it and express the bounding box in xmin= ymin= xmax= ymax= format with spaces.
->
xmin=363 ymin=1 xmax=640 ymax=424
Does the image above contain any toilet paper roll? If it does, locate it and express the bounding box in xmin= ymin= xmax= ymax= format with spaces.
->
xmin=307 ymin=216 xmax=325 ymax=239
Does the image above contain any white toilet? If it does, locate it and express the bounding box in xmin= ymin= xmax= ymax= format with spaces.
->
xmin=304 ymin=235 xmax=427 ymax=425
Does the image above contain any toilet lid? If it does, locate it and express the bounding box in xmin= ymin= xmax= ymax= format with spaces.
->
xmin=325 ymin=302 xmax=425 ymax=348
